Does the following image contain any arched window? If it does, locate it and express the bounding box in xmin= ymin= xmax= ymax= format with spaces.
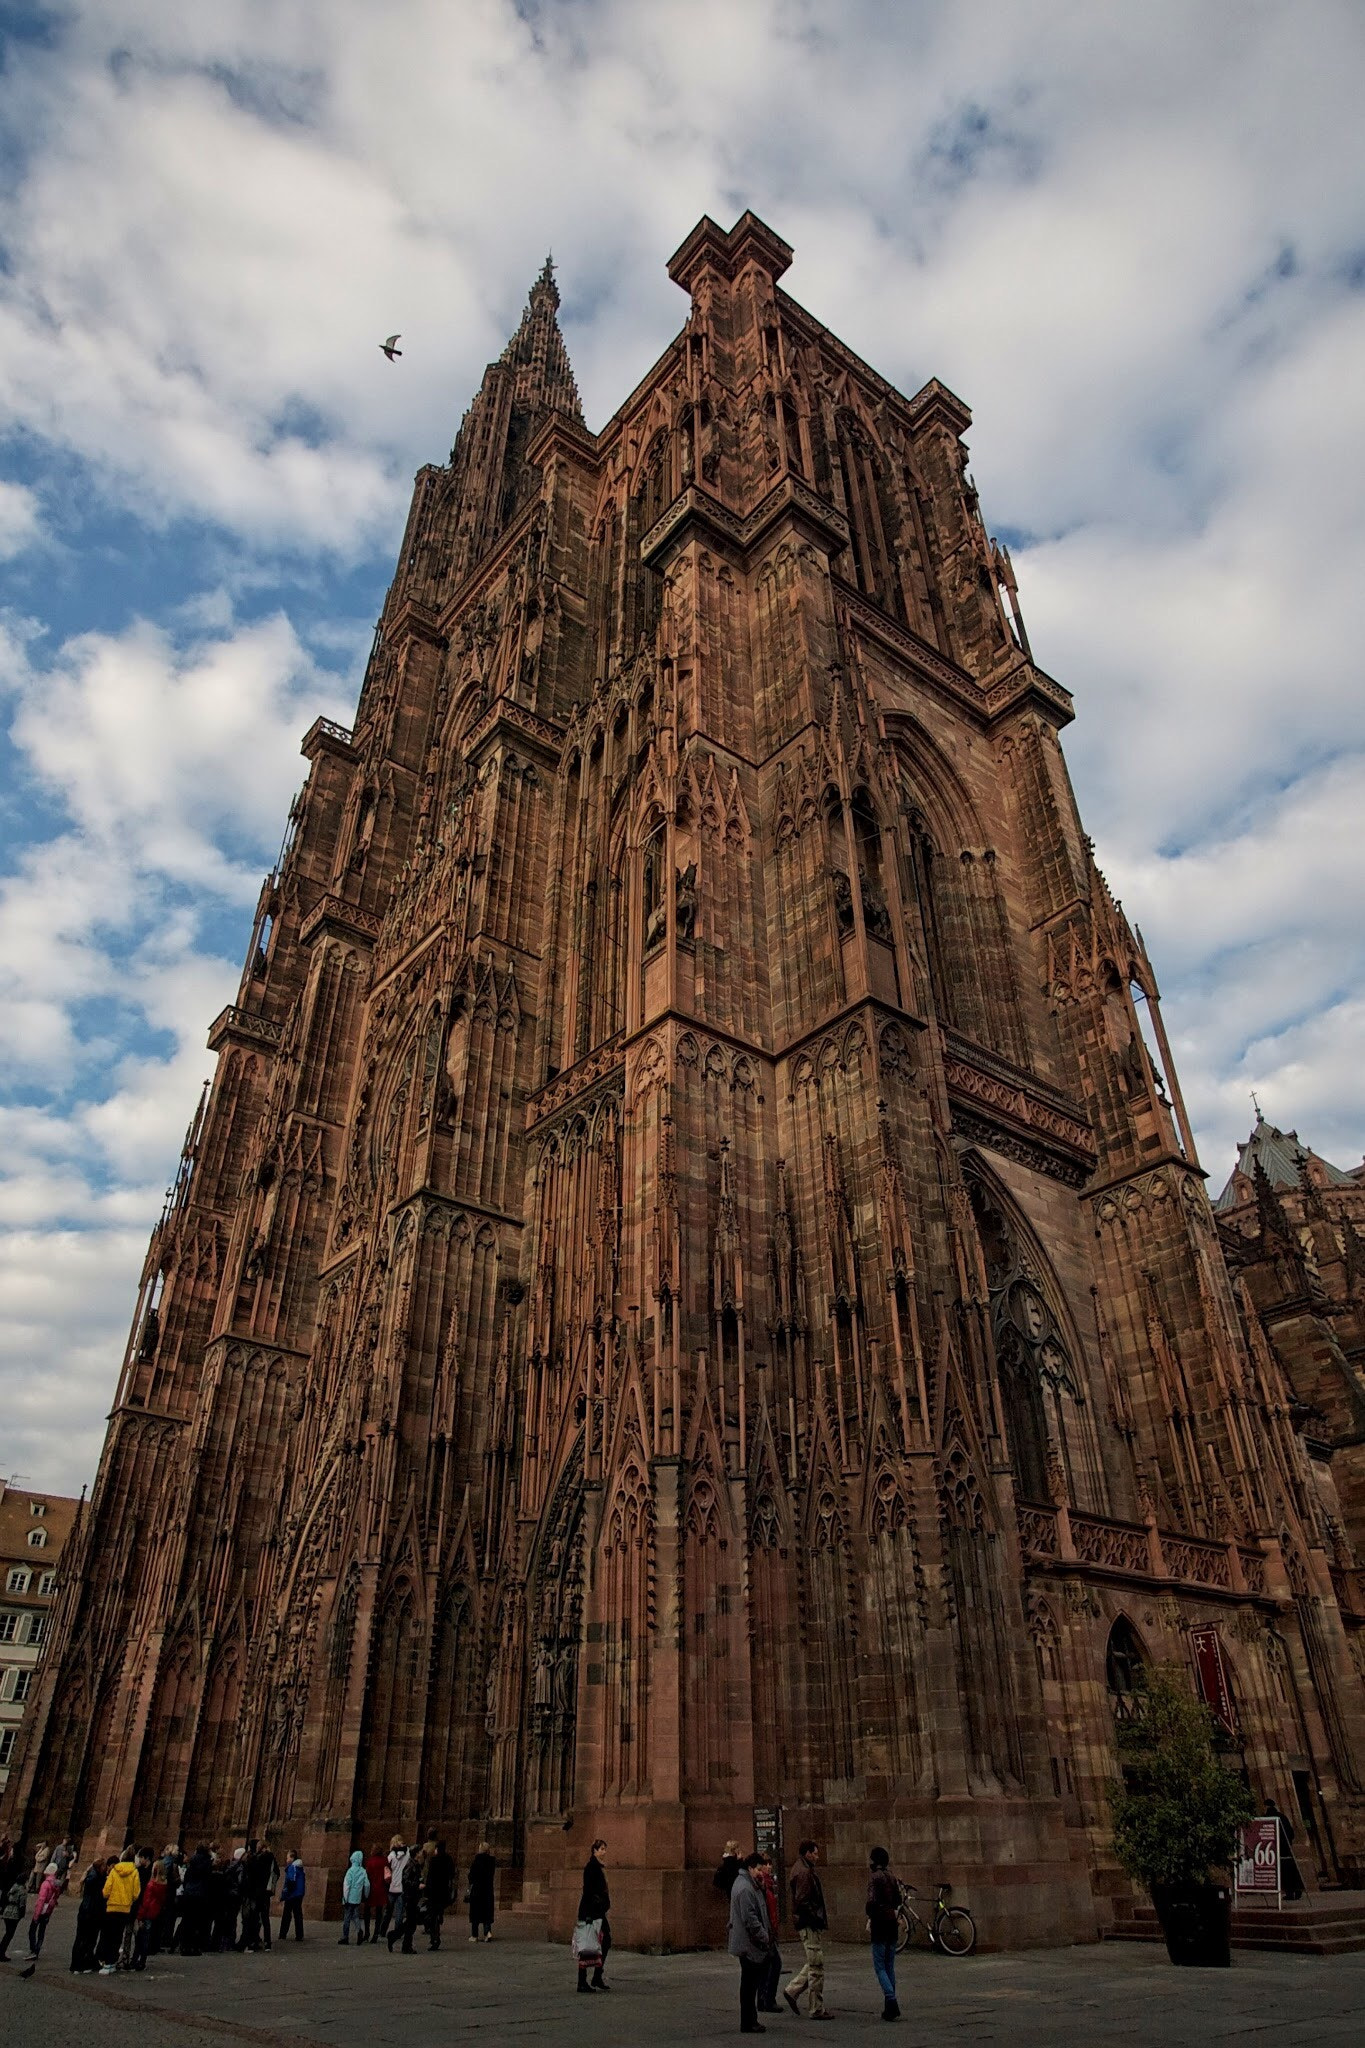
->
xmin=836 ymin=412 xmax=900 ymax=617
xmin=851 ymin=791 xmax=892 ymax=943
xmin=781 ymin=396 xmax=804 ymax=478
xmin=633 ymin=433 xmax=670 ymax=639
xmin=590 ymin=506 xmax=620 ymax=665
xmin=27 ymin=1528 xmax=47 ymax=1549
xmin=967 ymin=1173 xmax=1105 ymax=1512
xmin=1106 ymin=1618 xmax=1148 ymax=1722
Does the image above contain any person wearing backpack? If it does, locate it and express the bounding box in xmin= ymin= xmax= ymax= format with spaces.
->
xmin=99 ymin=1848 xmax=142 ymax=1972
xmin=396 ymin=1846 xmax=423 ymax=1953
xmin=1 ymin=1871 xmax=28 ymax=1960
xmin=382 ymin=1839 xmax=409 ymax=1948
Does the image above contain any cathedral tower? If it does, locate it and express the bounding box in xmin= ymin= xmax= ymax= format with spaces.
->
xmin=8 ymin=215 xmax=1363 ymax=1944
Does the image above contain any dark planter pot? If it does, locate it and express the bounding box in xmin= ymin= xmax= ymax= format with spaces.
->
xmin=1151 ymin=1882 xmax=1232 ymax=1967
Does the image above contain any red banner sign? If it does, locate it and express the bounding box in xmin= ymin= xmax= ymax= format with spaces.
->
xmin=1236 ymin=1818 xmax=1280 ymax=1898
xmin=1189 ymin=1625 xmax=1236 ymax=1734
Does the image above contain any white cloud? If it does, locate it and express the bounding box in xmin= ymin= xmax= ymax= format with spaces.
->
xmin=0 ymin=608 xmax=351 ymax=1488
xmin=0 ymin=481 xmax=41 ymax=558
xmin=1 ymin=0 xmax=1364 ymax=1487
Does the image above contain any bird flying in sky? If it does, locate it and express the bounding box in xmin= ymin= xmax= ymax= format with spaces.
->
xmin=380 ymin=335 xmax=402 ymax=360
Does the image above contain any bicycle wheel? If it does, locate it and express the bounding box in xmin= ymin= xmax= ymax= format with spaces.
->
xmin=897 ymin=1906 xmax=931 ymax=1954
xmin=934 ymin=1906 xmax=976 ymax=1957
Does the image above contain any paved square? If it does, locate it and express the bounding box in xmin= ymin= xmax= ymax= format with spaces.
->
xmin=4 ymin=1932 xmax=1365 ymax=2047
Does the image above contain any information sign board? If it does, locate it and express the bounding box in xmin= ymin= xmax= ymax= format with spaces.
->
xmin=754 ymin=1806 xmax=785 ymax=1912
xmin=1235 ymin=1817 xmax=1281 ymax=1902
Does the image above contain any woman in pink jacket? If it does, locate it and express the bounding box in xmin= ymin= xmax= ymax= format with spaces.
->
xmin=28 ymin=1863 xmax=61 ymax=1957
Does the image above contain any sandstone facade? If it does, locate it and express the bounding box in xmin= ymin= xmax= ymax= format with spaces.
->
xmin=7 ymin=213 xmax=1365 ymax=1945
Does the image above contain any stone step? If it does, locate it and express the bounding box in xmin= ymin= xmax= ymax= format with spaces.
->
xmin=1105 ymin=1892 xmax=1365 ymax=1955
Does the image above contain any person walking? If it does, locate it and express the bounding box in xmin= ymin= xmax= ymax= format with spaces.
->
xmin=99 ymin=1847 xmax=141 ymax=1973
xmin=1 ymin=1870 xmax=28 ymax=1960
xmin=133 ymin=1864 xmax=167 ymax=1971
xmin=396 ymin=1846 xmax=423 ymax=1953
xmin=425 ymin=1840 xmax=455 ymax=1950
xmin=362 ymin=1847 xmax=387 ymax=1943
xmin=866 ymin=1847 xmax=902 ymax=2023
xmin=783 ymin=1839 xmax=829 ymax=2019
xmin=382 ymin=1838 xmax=409 ymax=1949
xmin=467 ymin=1841 xmax=496 ymax=1942
xmin=575 ymin=1839 xmax=611 ymax=1993
xmin=277 ymin=1852 xmax=305 ymax=1941
xmin=68 ymin=1858 xmax=107 ymax=1974
xmin=728 ymin=1851 xmax=774 ymax=2035
xmin=27 ymin=1863 xmax=62 ymax=1958
xmin=756 ymin=1851 xmax=782 ymax=2013
xmin=339 ymin=1851 xmax=370 ymax=1944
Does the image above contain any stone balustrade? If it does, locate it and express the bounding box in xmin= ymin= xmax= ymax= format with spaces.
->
xmin=1018 ymin=1501 xmax=1272 ymax=1599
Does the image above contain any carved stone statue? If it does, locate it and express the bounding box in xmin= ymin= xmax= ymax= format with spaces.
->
xmin=831 ymin=867 xmax=855 ymax=935
xmin=860 ymin=869 xmax=893 ymax=942
xmin=675 ymin=861 xmax=698 ymax=942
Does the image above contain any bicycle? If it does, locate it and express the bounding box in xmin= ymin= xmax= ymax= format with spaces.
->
xmin=894 ymin=1880 xmax=976 ymax=1956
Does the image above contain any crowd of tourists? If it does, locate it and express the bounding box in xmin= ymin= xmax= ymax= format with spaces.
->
xmin=3 ymin=1824 xmax=902 ymax=2026
xmin=0 ymin=1830 xmax=498 ymax=1976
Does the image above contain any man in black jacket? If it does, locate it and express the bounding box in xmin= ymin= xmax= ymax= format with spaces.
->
xmin=866 ymin=1846 xmax=902 ymax=2022
xmin=783 ymin=1840 xmax=829 ymax=2019
xmin=425 ymin=1841 xmax=455 ymax=1950
xmin=398 ymin=1852 xmax=424 ymax=1954
xmin=576 ymin=1840 xmax=611 ymax=1993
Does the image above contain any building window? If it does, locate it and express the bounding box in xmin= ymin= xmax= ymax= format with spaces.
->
xmin=27 ymin=1529 xmax=46 ymax=1549
xmin=0 ymin=1614 xmax=16 ymax=1643
xmin=0 ymin=1729 xmax=16 ymax=1767
xmin=27 ymin=1615 xmax=48 ymax=1648
xmin=38 ymin=1574 xmax=57 ymax=1596
xmin=12 ymin=1670 xmax=31 ymax=1702
xmin=29 ymin=1501 xmax=46 ymax=1516
xmin=1106 ymin=1617 xmax=1149 ymax=1723
xmin=5 ymin=1570 xmax=29 ymax=1594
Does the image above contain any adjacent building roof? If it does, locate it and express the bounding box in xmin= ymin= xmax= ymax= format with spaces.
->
xmin=1213 ymin=1115 xmax=1355 ymax=1211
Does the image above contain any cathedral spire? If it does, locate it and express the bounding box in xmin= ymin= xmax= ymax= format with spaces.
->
xmin=497 ymin=253 xmax=582 ymax=423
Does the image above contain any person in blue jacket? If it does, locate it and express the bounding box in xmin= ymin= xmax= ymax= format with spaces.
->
xmin=278 ymin=1852 xmax=306 ymax=1942
xmin=339 ymin=1851 xmax=370 ymax=1945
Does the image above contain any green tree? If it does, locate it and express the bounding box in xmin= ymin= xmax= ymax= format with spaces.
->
xmin=1110 ymin=1663 xmax=1255 ymax=1890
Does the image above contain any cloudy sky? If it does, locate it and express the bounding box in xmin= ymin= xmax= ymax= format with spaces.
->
xmin=2 ymin=0 xmax=1363 ymax=1494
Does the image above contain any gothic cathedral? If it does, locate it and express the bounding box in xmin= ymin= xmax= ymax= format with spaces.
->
xmin=9 ymin=214 xmax=1365 ymax=1946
